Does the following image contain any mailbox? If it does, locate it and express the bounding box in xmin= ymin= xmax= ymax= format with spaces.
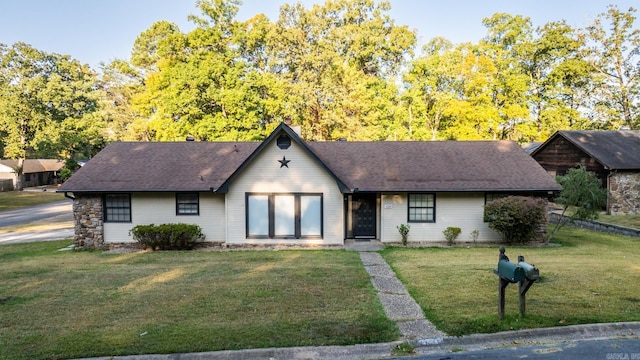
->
xmin=494 ymin=259 xmax=525 ymax=283
xmin=518 ymin=261 xmax=540 ymax=281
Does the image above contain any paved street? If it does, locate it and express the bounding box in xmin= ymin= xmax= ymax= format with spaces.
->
xmin=0 ymin=200 xmax=72 ymax=227
xmin=0 ymin=199 xmax=73 ymax=244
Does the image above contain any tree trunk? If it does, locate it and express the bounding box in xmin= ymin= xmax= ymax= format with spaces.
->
xmin=15 ymin=158 xmax=25 ymax=191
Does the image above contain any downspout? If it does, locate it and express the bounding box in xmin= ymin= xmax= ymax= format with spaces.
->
xmin=64 ymin=192 xmax=75 ymax=200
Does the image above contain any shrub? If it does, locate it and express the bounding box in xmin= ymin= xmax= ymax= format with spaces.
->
xmin=129 ymin=223 xmax=205 ymax=250
xmin=397 ymin=223 xmax=410 ymax=246
xmin=484 ymin=196 xmax=547 ymax=244
xmin=443 ymin=227 xmax=461 ymax=245
xmin=469 ymin=229 xmax=480 ymax=244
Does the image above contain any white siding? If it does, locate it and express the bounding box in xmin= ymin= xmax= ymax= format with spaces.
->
xmin=104 ymin=193 xmax=225 ymax=243
xmin=380 ymin=192 xmax=501 ymax=243
xmin=225 ymin=141 xmax=344 ymax=246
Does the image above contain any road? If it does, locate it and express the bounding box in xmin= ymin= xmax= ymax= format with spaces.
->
xmin=402 ymin=339 xmax=640 ymax=360
xmin=0 ymin=200 xmax=72 ymax=227
xmin=0 ymin=200 xmax=73 ymax=244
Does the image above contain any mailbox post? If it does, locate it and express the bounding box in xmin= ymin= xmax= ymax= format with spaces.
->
xmin=493 ymin=246 xmax=540 ymax=319
xmin=517 ymin=255 xmax=539 ymax=319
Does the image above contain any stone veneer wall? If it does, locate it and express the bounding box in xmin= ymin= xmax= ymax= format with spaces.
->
xmin=73 ymin=194 xmax=104 ymax=249
xmin=609 ymin=171 xmax=640 ymax=215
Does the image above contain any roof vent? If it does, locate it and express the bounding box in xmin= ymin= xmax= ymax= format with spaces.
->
xmin=186 ymin=135 xmax=195 ymax=142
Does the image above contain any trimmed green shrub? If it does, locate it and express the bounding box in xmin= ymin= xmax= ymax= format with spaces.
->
xmin=484 ymin=196 xmax=546 ymax=244
xmin=129 ymin=223 xmax=205 ymax=250
xmin=443 ymin=227 xmax=461 ymax=245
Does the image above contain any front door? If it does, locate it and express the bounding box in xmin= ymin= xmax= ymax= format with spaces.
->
xmin=350 ymin=193 xmax=377 ymax=238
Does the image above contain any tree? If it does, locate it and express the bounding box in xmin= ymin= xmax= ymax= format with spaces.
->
xmin=403 ymin=38 xmax=458 ymax=140
xmin=583 ymin=5 xmax=640 ymax=129
xmin=547 ymin=166 xmax=607 ymax=243
xmin=0 ymin=42 xmax=103 ymax=189
xmin=269 ymin=0 xmax=415 ymax=140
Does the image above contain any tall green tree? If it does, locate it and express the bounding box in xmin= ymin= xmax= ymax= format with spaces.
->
xmin=403 ymin=38 xmax=459 ymax=140
xmin=270 ymin=0 xmax=415 ymax=140
xmin=0 ymin=42 xmax=103 ymax=189
xmin=132 ymin=0 xmax=290 ymax=141
xmin=584 ymin=5 xmax=640 ymax=129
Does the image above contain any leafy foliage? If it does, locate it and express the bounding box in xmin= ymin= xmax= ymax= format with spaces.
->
xmin=2 ymin=2 xmax=639 ymax=159
xmin=484 ymin=196 xmax=547 ymax=244
xmin=396 ymin=223 xmax=410 ymax=246
xmin=129 ymin=223 xmax=205 ymax=250
xmin=443 ymin=227 xmax=461 ymax=245
xmin=547 ymin=165 xmax=608 ymax=243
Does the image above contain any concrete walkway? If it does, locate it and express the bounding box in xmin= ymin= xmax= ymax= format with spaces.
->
xmin=360 ymin=251 xmax=446 ymax=340
xmin=344 ymin=239 xmax=446 ymax=340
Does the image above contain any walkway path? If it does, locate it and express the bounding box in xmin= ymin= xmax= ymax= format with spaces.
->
xmin=345 ymin=240 xmax=446 ymax=341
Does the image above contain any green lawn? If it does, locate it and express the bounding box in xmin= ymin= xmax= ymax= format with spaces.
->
xmin=0 ymin=190 xmax=65 ymax=211
xmin=381 ymin=226 xmax=640 ymax=336
xmin=0 ymin=243 xmax=398 ymax=360
xmin=598 ymin=213 xmax=640 ymax=229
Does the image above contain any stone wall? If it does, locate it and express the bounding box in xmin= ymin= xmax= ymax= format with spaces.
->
xmin=73 ymin=194 xmax=105 ymax=249
xmin=549 ymin=213 xmax=640 ymax=238
xmin=609 ymin=171 xmax=640 ymax=215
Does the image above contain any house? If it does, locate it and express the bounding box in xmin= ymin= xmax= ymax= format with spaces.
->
xmin=0 ymin=159 xmax=64 ymax=190
xmin=531 ymin=130 xmax=640 ymax=215
xmin=58 ymin=123 xmax=560 ymax=249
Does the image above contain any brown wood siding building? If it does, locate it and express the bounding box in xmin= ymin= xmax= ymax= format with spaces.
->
xmin=531 ymin=130 xmax=640 ymax=214
xmin=532 ymin=135 xmax=608 ymax=185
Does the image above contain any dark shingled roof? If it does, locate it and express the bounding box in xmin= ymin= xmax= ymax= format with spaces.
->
xmin=307 ymin=140 xmax=559 ymax=192
xmin=0 ymin=159 xmax=64 ymax=173
xmin=59 ymin=142 xmax=260 ymax=192
xmin=540 ymin=130 xmax=640 ymax=170
xmin=60 ymin=126 xmax=560 ymax=193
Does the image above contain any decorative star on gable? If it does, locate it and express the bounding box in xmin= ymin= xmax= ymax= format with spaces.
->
xmin=278 ymin=156 xmax=291 ymax=168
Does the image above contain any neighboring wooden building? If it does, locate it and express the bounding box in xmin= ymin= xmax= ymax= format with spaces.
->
xmin=58 ymin=123 xmax=560 ymax=250
xmin=531 ymin=130 xmax=640 ymax=215
xmin=0 ymin=159 xmax=64 ymax=190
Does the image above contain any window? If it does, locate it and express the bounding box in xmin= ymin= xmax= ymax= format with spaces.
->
xmin=176 ymin=193 xmax=199 ymax=215
xmin=246 ymin=193 xmax=322 ymax=239
xmin=104 ymin=193 xmax=131 ymax=222
xmin=408 ymin=193 xmax=435 ymax=222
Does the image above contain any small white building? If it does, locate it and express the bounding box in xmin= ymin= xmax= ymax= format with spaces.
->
xmin=58 ymin=123 xmax=560 ymax=249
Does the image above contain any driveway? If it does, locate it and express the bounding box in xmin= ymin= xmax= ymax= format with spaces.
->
xmin=0 ymin=200 xmax=73 ymax=244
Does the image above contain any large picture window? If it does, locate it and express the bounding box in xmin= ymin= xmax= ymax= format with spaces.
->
xmin=246 ymin=193 xmax=322 ymax=239
xmin=408 ymin=193 xmax=435 ymax=222
xmin=104 ymin=193 xmax=131 ymax=222
xmin=176 ymin=193 xmax=199 ymax=215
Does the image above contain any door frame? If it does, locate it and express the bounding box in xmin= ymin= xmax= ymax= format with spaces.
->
xmin=344 ymin=193 xmax=378 ymax=239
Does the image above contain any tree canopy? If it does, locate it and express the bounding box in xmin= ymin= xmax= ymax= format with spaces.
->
xmin=1 ymin=1 xmax=639 ymax=165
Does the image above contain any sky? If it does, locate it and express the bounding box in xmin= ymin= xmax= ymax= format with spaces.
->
xmin=0 ymin=0 xmax=637 ymax=68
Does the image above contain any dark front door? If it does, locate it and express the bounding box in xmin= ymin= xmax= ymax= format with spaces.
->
xmin=351 ymin=193 xmax=376 ymax=238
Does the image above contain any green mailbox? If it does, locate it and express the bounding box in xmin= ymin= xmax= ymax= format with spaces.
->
xmin=518 ymin=261 xmax=540 ymax=281
xmin=494 ymin=259 xmax=525 ymax=283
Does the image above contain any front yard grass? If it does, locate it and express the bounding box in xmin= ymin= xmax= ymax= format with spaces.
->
xmin=381 ymin=226 xmax=640 ymax=336
xmin=0 ymin=243 xmax=398 ymax=360
xmin=598 ymin=214 xmax=640 ymax=229
xmin=0 ymin=190 xmax=65 ymax=211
